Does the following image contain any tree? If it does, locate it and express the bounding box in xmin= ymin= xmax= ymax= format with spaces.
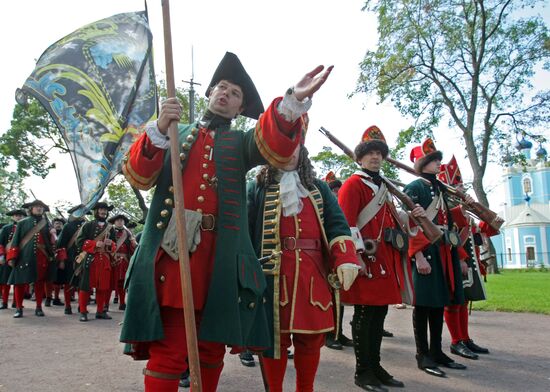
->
xmin=0 ymin=167 xmax=27 ymax=214
xmin=357 ymin=0 xmax=550 ymax=206
xmin=310 ymin=146 xmax=357 ymax=180
xmin=106 ymin=176 xmax=150 ymax=227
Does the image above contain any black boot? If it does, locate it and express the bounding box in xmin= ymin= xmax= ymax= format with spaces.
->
xmin=355 ymin=368 xmax=387 ymax=392
xmin=416 ymin=354 xmax=446 ymax=377
xmin=13 ymin=308 xmax=23 ymax=318
xmin=113 ymin=296 xmax=119 ymax=304
xmin=374 ymin=365 xmax=404 ymax=388
xmin=0 ymin=303 xmax=7 ymax=309
xmin=45 ymin=297 xmax=52 ymax=307
xmin=35 ymin=307 xmax=45 ymax=317
xmin=79 ymin=312 xmax=88 ymax=322
xmin=52 ymin=298 xmax=64 ymax=306
xmin=450 ymin=341 xmax=479 ymax=360
xmin=95 ymin=311 xmax=112 ymax=320
xmin=325 ymin=332 xmax=343 ymax=350
xmin=465 ymin=339 xmax=489 ymax=354
xmin=11 ymin=301 xmax=16 ymax=308
xmin=118 ymin=303 xmax=126 ymax=311
xmin=64 ymin=307 xmax=73 ymax=315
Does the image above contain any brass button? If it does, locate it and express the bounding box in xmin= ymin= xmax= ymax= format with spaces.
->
xmin=203 ymin=154 xmax=209 ymax=159
xmin=200 ymin=184 xmax=206 ymax=190
xmin=197 ymin=196 xmax=205 ymax=203
xmin=427 ymin=255 xmax=432 ymax=260
xmin=159 ymin=275 xmax=166 ymax=282
xmin=263 ymin=297 xmax=267 ymax=304
xmin=248 ymin=302 xmax=256 ymax=309
xmin=156 ymin=222 xmax=165 ymax=229
xmin=238 ymin=297 xmax=241 ymax=303
xmin=202 ymin=173 xmax=209 ymax=180
xmin=160 ymin=209 xmax=169 ymax=217
xmin=202 ymin=163 xmax=208 ymax=169
xmin=191 ymin=128 xmax=198 ymax=135
xmin=299 ymin=228 xmax=302 ymax=232
xmin=196 ymin=208 xmax=203 ymax=214
xmin=179 ymin=153 xmax=186 ymax=161
xmin=164 ymin=198 xmax=173 ymax=206
xmin=182 ymin=143 xmax=190 ymax=150
xmin=186 ymin=135 xmax=194 ymax=142
xmin=298 ymin=218 xmax=302 ymax=223
xmin=168 ymin=186 xmax=174 ymax=193
xmin=299 ymin=258 xmax=302 ymax=262
xmin=205 ymin=145 xmax=211 ymax=151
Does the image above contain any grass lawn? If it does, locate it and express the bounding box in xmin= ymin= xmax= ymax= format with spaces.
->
xmin=471 ymin=269 xmax=550 ymax=315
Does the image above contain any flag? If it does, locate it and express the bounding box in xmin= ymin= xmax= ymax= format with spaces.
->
xmin=17 ymin=11 xmax=157 ymax=217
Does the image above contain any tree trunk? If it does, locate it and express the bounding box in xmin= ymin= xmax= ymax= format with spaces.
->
xmin=131 ymin=186 xmax=148 ymax=222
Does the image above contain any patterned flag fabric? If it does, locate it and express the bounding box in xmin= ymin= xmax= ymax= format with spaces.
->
xmin=18 ymin=11 xmax=157 ymax=217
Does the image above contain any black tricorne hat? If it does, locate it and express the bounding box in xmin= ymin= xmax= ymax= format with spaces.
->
xmin=22 ymin=200 xmax=50 ymax=212
xmin=206 ymin=52 xmax=264 ymax=120
xmin=52 ymin=217 xmax=67 ymax=225
xmin=108 ymin=214 xmax=129 ymax=224
xmin=6 ymin=209 xmax=27 ymax=217
xmin=92 ymin=201 xmax=114 ymax=211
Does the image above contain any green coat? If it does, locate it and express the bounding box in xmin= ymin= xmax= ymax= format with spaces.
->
xmin=0 ymin=223 xmax=16 ymax=284
xmin=8 ymin=216 xmax=56 ymax=285
xmin=71 ymin=220 xmax=116 ymax=292
xmin=404 ymin=179 xmax=464 ymax=307
xmin=120 ymin=121 xmax=292 ymax=349
xmin=55 ymin=219 xmax=85 ymax=285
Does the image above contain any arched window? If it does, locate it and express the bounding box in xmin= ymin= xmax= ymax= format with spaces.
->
xmin=522 ymin=176 xmax=532 ymax=195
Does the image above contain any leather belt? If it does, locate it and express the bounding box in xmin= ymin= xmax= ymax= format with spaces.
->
xmin=200 ymin=214 xmax=216 ymax=231
xmin=282 ymin=237 xmax=322 ymax=251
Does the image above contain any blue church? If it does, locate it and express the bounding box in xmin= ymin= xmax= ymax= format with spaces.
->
xmin=493 ymin=135 xmax=550 ymax=268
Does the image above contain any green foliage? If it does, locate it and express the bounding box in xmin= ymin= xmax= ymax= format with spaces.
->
xmin=472 ymin=269 xmax=550 ymax=315
xmin=358 ymin=0 xmax=550 ymax=206
xmin=106 ymin=176 xmax=151 ymax=229
xmin=0 ymin=167 xmax=27 ymax=214
xmin=310 ymin=146 xmax=358 ymax=181
xmin=0 ymin=97 xmax=66 ymax=179
xmin=157 ymin=81 xmax=208 ymax=124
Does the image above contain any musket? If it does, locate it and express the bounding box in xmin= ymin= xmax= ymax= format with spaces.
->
xmin=385 ymin=157 xmax=503 ymax=231
xmin=318 ymin=127 xmax=443 ymax=243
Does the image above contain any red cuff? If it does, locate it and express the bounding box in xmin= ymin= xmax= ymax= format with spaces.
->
xmin=122 ymin=132 xmax=164 ymax=190
xmin=254 ymin=97 xmax=303 ymax=168
xmin=408 ymin=231 xmax=430 ymax=258
xmin=450 ymin=206 xmax=468 ymax=228
xmin=330 ymin=239 xmax=359 ymax=269
xmin=55 ymin=248 xmax=68 ymax=261
xmin=479 ymin=221 xmax=499 ymax=237
xmin=7 ymin=247 xmax=19 ymax=261
xmin=83 ymin=240 xmax=96 ymax=253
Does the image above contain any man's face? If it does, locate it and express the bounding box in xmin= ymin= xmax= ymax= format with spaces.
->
xmin=12 ymin=214 xmax=25 ymax=222
xmin=281 ymin=145 xmax=301 ymax=171
xmin=30 ymin=206 xmax=44 ymax=216
xmin=114 ymin=218 xmax=125 ymax=229
xmin=207 ymin=80 xmax=244 ymax=119
xmin=96 ymin=208 xmax=108 ymax=220
xmin=423 ymin=159 xmax=441 ymax=174
xmin=360 ymin=150 xmax=383 ymax=172
xmin=53 ymin=221 xmax=63 ymax=231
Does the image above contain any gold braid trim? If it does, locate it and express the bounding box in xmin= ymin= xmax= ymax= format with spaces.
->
xmin=254 ymin=122 xmax=294 ymax=168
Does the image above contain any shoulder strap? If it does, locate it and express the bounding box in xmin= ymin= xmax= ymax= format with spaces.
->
xmin=357 ymin=183 xmax=388 ymax=230
xmin=19 ymin=218 xmax=47 ymax=250
xmin=424 ymin=194 xmax=441 ymax=222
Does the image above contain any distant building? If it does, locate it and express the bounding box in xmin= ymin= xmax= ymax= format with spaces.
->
xmin=493 ymin=135 xmax=549 ymax=268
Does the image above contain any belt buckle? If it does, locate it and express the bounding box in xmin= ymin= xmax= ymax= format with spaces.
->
xmin=283 ymin=236 xmax=296 ymax=251
xmin=200 ymin=214 xmax=215 ymax=231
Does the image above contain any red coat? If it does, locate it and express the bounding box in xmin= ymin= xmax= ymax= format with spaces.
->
xmin=111 ymin=228 xmax=136 ymax=283
xmin=338 ymin=172 xmax=405 ymax=306
xmin=82 ymin=233 xmax=114 ymax=291
xmin=278 ymin=198 xmax=356 ymax=333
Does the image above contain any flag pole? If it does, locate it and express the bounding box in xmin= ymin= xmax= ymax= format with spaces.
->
xmin=161 ymin=1 xmax=202 ymax=390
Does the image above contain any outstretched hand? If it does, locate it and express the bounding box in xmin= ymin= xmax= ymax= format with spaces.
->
xmin=294 ymin=65 xmax=334 ymax=101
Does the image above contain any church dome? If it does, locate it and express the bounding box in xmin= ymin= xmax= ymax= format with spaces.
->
xmin=536 ymin=144 xmax=547 ymax=160
xmin=515 ymin=135 xmax=533 ymax=151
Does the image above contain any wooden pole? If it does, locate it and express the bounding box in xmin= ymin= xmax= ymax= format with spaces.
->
xmin=161 ymin=1 xmax=202 ymax=390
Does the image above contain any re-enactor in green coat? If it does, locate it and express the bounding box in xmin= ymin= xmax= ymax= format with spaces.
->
xmin=7 ymin=200 xmax=56 ymax=318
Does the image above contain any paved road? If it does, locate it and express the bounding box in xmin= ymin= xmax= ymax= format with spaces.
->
xmin=0 ymin=298 xmax=549 ymax=391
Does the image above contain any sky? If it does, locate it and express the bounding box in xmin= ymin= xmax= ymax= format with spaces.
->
xmin=0 ymin=0 xmax=548 ymax=213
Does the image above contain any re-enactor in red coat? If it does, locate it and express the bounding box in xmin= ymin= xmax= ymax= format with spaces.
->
xmin=338 ymin=126 xmax=426 ymax=391
xmin=121 ymin=52 xmax=334 ymax=392
xmin=108 ymin=214 xmax=136 ymax=311
xmin=0 ymin=209 xmax=27 ymax=309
